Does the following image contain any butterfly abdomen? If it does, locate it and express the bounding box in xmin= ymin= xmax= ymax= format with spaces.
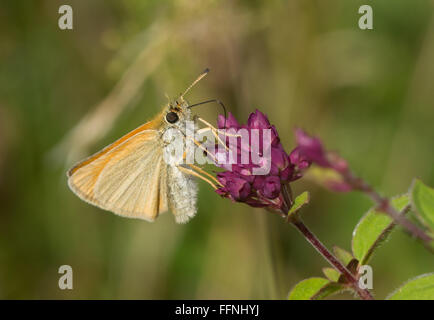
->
xmin=167 ymin=165 xmax=198 ymax=223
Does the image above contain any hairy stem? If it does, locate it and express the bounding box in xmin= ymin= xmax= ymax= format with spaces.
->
xmin=280 ymin=185 xmax=374 ymax=300
xmin=290 ymin=217 xmax=374 ymax=300
xmin=343 ymin=171 xmax=433 ymax=248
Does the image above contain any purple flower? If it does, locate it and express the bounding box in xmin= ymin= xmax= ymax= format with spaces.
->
xmin=216 ymin=171 xmax=251 ymax=201
xmin=260 ymin=176 xmax=281 ymax=199
xmin=289 ymin=147 xmax=310 ymax=170
xmin=217 ymin=112 xmax=240 ymax=129
xmin=247 ymin=109 xmax=271 ymax=129
xmin=294 ymin=129 xmax=352 ymax=192
xmin=295 ymin=129 xmax=330 ymax=168
xmin=212 ymin=110 xmax=296 ymax=213
xmin=211 ymin=111 xmax=355 ymax=211
xmin=294 ymin=129 xmax=348 ymax=174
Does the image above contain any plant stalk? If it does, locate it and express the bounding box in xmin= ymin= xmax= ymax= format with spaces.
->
xmin=343 ymin=171 xmax=433 ymax=247
xmin=290 ymin=217 xmax=374 ymax=300
xmin=280 ymin=185 xmax=374 ymax=300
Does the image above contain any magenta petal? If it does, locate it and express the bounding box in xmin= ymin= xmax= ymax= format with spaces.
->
xmin=217 ymin=171 xmax=251 ymax=201
xmin=260 ymin=176 xmax=281 ymax=199
xmin=279 ymin=166 xmax=292 ymax=181
xmin=247 ymin=109 xmax=271 ymax=129
xmin=271 ymin=147 xmax=288 ymax=170
xmin=252 ymin=176 xmax=265 ymax=190
xmin=289 ymin=147 xmax=310 ymax=170
xmin=270 ymin=125 xmax=280 ymax=146
xmin=218 ymin=112 xmax=240 ymax=129
xmin=295 ymin=129 xmax=330 ymax=167
xmin=217 ymin=114 xmax=226 ymax=129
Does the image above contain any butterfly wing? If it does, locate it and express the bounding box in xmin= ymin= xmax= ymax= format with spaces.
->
xmin=67 ymin=124 xmax=169 ymax=221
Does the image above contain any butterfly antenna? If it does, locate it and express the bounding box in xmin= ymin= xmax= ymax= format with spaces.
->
xmin=188 ymin=99 xmax=228 ymax=129
xmin=181 ymin=68 xmax=210 ymax=98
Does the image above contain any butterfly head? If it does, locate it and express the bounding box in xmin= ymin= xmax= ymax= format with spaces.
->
xmin=164 ymin=96 xmax=191 ymax=126
xmin=163 ymin=68 xmax=209 ymax=128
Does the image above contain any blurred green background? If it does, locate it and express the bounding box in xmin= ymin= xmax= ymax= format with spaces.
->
xmin=0 ymin=0 xmax=433 ymax=299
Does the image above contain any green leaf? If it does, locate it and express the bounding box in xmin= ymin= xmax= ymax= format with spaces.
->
xmin=322 ymin=267 xmax=340 ymax=282
xmin=311 ymin=282 xmax=344 ymax=300
xmin=332 ymin=245 xmax=354 ymax=266
xmin=392 ymin=193 xmax=412 ymax=212
xmin=288 ymin=278 xmax=330 ymax=300
xmin=352 ymin=210 xmax=393 ymax=264
xmin=352 ymin=194 xmax=409 ymax=265
xmin=288 ymin=191 xmax=310 ymax=217
xmin=411 ymin=179 xmax=434 ymax=232
xmin=387 ymin=273 xmax=434 ymax=300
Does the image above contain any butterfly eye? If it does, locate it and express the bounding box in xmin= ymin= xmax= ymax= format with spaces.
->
xmin=166 ymin=111 xmax=179 ymax=124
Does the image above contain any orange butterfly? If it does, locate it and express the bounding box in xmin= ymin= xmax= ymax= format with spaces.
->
xmin=67 ymin=69 xmax=224 ymax=223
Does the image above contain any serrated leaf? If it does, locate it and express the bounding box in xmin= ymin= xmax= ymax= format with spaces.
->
xmin=322 ymin=267 xmax=340 ymax=282
xmin=387 ymin=273 xmax=434 ymax=300
xmin=352 ymin=194 xmax=409 ymax=265
xmin=411 ymin=179 xmax=434 ymax=232
xmin=288 ymin=191 xmax=310 ymax=217
xmin=288 ymin=278 xmax=330 ymax=300
xmin=332 ymin=245 xmax=354 ymax=266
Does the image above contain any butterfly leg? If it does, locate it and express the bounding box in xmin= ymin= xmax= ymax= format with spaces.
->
xmin=185 ymin=135 xmax=219 ymax=163
xmin=176 ymin=165 xmax=219 ymax=190
xmin=196 ymin=117 xmax=241 ymax=138
xmin=178 ymin=131 xmax=226 ymax=190
xmin=187 ymin=163 xmax=223 ymax=187
xmin=196 ymin=126 xmax=229 ymax=152
xmin=181 ymin=141 xmax=222 ymax=187
xmin=196 ymin=117 xmax=241 ymax=153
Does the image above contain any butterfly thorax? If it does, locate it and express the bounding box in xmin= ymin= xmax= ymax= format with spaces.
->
xmin=159 ymin=98 xmax=199 ymax=223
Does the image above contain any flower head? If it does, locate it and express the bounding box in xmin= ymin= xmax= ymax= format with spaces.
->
xmin=212 ymin=110 xmax=300 ymax=213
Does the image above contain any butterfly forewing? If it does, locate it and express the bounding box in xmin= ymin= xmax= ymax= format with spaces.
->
xmin=67 ymin=93 xmax=206 ymax=223
xmin=68 ymin=128 xmax=169 ymax=221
